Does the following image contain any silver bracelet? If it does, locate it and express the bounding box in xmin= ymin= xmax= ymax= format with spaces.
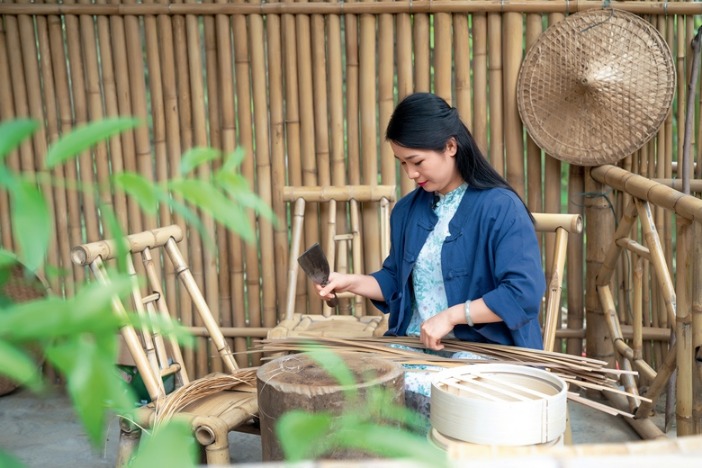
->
xmin=464 ymin=299 xmax=474 ymax=327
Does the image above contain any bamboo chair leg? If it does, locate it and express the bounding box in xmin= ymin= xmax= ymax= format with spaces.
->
xmin=195 ymin=417 xmax=231 ymax=465
xmin=115 ymin=418 xmax=141 ymax=467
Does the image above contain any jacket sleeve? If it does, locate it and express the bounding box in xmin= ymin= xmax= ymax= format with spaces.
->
xmin=481 ymin=202 xmax=546 ymax=332
xmin=369 ymin=207 xmax=403 ymax=314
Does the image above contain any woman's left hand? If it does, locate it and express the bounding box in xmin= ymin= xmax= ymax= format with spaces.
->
xmin=420 ymin=308 xmax=460 ymax=350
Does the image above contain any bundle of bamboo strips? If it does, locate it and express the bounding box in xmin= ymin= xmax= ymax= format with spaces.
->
xmin=256 ymin=336 xmax=647 ymax=418
xmin=153 ymin=368 xmax=258 ymax=425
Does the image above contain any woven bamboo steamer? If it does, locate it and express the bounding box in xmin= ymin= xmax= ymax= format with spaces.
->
xmin=430 ymin=363 xmax=568 ymax=446
xmin=517 ymin=9 xmax=676 ymax=166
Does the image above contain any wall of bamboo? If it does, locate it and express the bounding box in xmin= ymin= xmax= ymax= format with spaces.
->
xmin=1 ymin=1 xmax=701 ymax=381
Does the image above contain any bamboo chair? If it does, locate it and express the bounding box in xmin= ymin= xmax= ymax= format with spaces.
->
xmin=270 ymin=185 xmax=396 ymax=339
xmin=71 ymin=226 xmax=258 ymax=466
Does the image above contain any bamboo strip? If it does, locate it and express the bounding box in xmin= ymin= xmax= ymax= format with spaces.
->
xmin=503 ymin=11 xmax=524 ymax=198
xmin=7 ymin=1 xmax=702 ymax=16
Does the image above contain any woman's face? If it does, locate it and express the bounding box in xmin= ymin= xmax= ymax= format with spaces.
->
xmin=391 ymin=138 xmax=463 ymax=195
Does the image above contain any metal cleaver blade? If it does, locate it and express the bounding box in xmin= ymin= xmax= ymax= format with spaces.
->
xmin=297 ymin=243 xmax=338 ymax=308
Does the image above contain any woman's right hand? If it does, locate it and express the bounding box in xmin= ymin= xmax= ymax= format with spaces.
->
xmin=316 ymin=273 xmax=384 ymax=302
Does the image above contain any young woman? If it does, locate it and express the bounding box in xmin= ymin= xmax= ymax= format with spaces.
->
xmin=318 ymin=92 xmax=545 ymax=351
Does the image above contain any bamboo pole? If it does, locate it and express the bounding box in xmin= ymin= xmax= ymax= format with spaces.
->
xmin=524 ymin=13 xmax=543 ymax=214
xmin=0 ymin=14 xmax=14 ymax=252
xmin=433 ymin=11 xmax=452 ymax=101
xmin=7 ymin=1 xmax=702 ymax=16
xmin=413 ymin=10 xmax=430 ymax=92
xmin=585 ymin=168 xmax=615 ymax=368
xmin=378 ymin=9 xmax=394 ymax=186
xmin=486 ymin=12 xmax=503 ymax=175
xmin=267 ymin=10 xmax=288 ymax=321
xmin=296 ymin=0 xmax=321 ymax=316
xmin=396 ymin=2 xmax=413 ymax=195
xmin=212 ymin=0 xmax=235 ymax=363
xmin=250 ymin=4 xmax=276 ymax=336
xmin=567 ymin=165 xmax=585 ymax=356
xmin=676 ymin=217 xmax=695 ymax=435
xmin=503 ymin=11 xmax=524 ymax=198
xmin=34 ymin=0 xmax=71 ymax=300
xmin=108 ymin=0 xmax=141 ymax=237
xmin=203 ymin=0 xmax=224 ymax=373
xmin=453 ymin=12 xmax=471 ymax=131
xmin=344 ymin=0 xmax=359 ymax=187
xmin=359 ymin=3 xmax=380 ymax=282
xmin=184 ymin=0 xmax=212 ymax=375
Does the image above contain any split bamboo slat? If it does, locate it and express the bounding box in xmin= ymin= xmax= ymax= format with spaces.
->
xmin=2 ymin=2 xmax=702 ymax=432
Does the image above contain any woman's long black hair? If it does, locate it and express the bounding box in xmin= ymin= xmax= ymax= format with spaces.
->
xmin=385 ymin=92 xmax=533 ymax=218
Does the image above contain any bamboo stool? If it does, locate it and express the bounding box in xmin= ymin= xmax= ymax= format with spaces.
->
xmin=71 ymin=226 xmax=258 ymax=466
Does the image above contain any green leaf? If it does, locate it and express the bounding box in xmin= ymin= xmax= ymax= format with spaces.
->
xmin=333 ymin=422 xmax=446 ymax=466
xmin=180 ymin=147 xmax=221 ymax=176
xmin=168 ymin=179 xmax=255 ymax=243
xmin=45 ymin=118 xmax=140 ymax=168
xmin=221 ymin=146 xmax=246 ymax=173
xmin=215 ymin=172 xmax=278 ymax=226
xmin=0 ymin=340 xmax=43 ymax=392
xmin=276 ymin=410 xmax=334 ymax=461
xmin=0 ymin=119 xmax=38 ymax=163
xmin=46 ymin=334 xmax=134 ymax=445
xmin=0 ymin=250 xmax=18 ymax=269
xmin=0 ymin=450 xmax=24 ymax=468
xmin=131 ymin=420 xmax=197 ymax=468
xmin=10 ymin=180 xmax=50 ymax=271
xmin=112 ymin=172 xmax=160 ymax=214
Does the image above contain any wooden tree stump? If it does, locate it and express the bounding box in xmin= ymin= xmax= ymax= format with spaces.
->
xmin=256 ymin=352 xmax=405 ymax=461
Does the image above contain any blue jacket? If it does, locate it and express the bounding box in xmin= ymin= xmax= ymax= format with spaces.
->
xmin=370 ymin=186 xmax=546 ymax=349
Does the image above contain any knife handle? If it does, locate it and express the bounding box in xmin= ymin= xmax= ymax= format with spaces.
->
xmin=321 ymin=280 xmax=338 ymax=308
xmin=326 ymin=293 xmax=338 ymax=308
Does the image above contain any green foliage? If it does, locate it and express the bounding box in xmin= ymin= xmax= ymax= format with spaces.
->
xmin=0 ymin=117 xmax=273 ymax=466
xmin=276 ymin=350 xmax=447 ymax=466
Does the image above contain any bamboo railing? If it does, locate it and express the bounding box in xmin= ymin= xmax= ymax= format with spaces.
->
xmin=1 ymin=2 xmax=702 ymax=433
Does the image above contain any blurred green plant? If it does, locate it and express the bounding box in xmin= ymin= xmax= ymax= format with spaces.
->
xmin=276 ymin=349 xmax=448 ymax=466
xmin=0 ymin=117 xmax=275 ymax=466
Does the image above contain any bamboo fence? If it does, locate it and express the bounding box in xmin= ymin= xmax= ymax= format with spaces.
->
xmin=1 ymin=0 xmax=701 ymax=434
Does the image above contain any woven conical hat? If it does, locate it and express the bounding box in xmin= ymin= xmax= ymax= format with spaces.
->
xmin=517 ymin=9 xmax=676 ymax=166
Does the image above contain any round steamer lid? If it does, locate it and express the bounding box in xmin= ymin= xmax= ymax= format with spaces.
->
xmin=517 ymin=9 xmax=676 ymax=166
xmin=430 ymin=363 xmax=568 ymax=446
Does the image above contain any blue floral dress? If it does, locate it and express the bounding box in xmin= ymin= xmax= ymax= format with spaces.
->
xmin=396 ymin=183 xmax=490 ymax=431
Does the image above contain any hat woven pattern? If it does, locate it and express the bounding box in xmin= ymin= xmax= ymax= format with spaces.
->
xmin=517 ymin=9 xmax=676 ymax=166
